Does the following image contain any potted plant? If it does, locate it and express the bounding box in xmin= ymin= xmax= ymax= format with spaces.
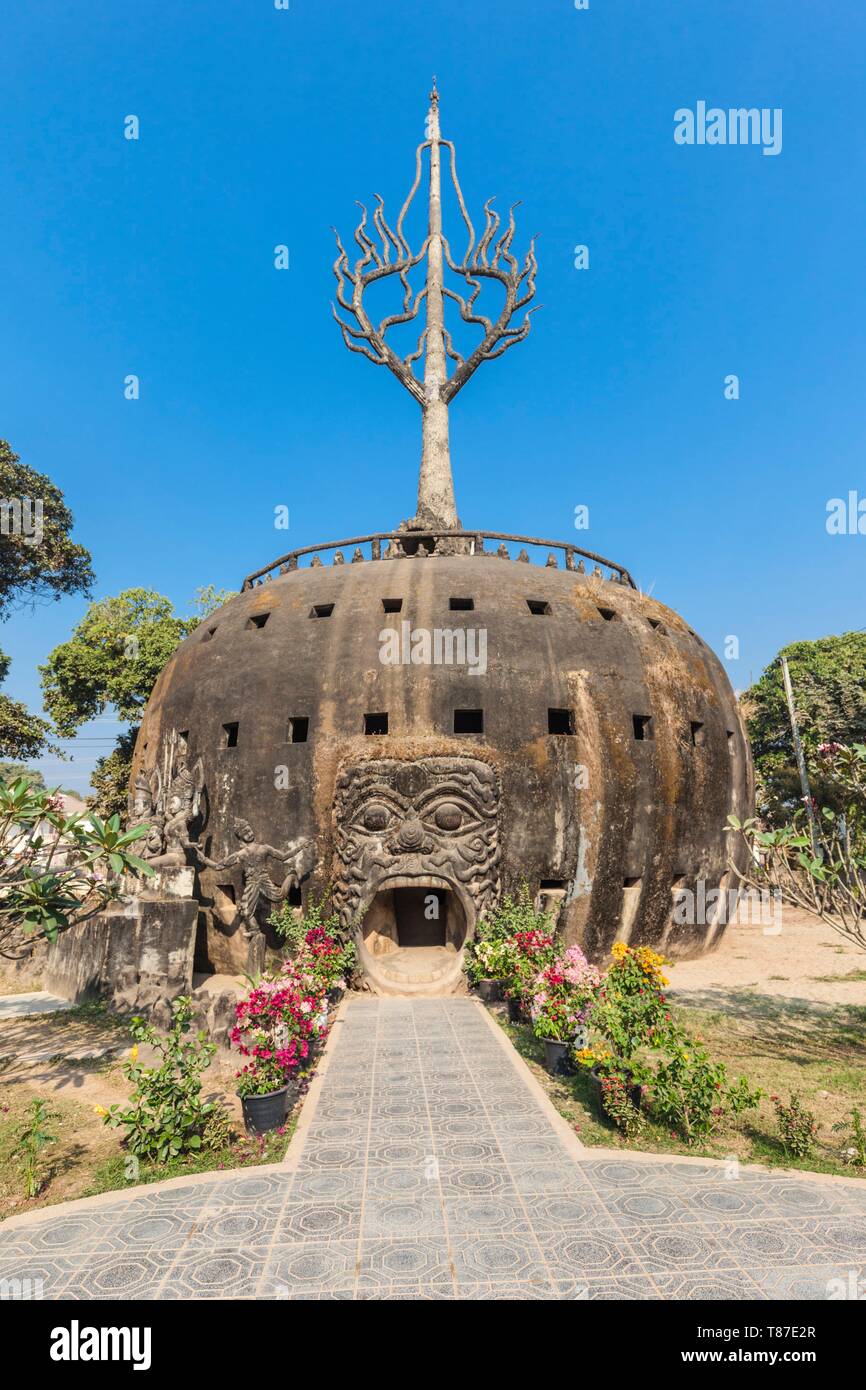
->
xmin=467 ymin=884 xmax=557 ymax=1002
xmin=236 ymin=1056 xmax=296 ymax=1135
xmin=575 ymin=1046 xmax=644 ymax=1121
xmin=231 ymin=976 xmax=325 ymax=1133
xmin=502 ymin=925 xmax=559 ymax=1016
xmin=528 ymin=945 xmax=601 ymax=1072
xmin=530 ymin=958 xmax=598 ymax=1074
xmin=299 ymin=923 xmax=356 ymax=1003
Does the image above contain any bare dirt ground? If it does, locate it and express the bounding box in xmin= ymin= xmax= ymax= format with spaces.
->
xmin=0 ymin=1001 xmax=250 ymax=1219
xmin=665 ymin=904 xmax=866 ymax=1010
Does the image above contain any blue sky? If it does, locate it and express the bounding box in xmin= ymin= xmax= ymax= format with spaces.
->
xmin=1 ymin=1 xmax=863 ymax=792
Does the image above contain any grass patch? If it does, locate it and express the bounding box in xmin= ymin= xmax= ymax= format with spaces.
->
xmin=811 ymin=970 xmax=866 ymax=984
xmin=82 ymin=1120 xmax=296 ymax=1199
xmin=494 ymin=998 xmax=866 ymax=1179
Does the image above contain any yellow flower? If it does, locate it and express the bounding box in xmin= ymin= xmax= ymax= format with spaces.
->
xmin=129 ymin=1044 xmax=139 ymax=1063
xmin=611 ymin=942 xmax=628 ymax=962
xmin=93 ymin=1104 xmax=107 ymax=1117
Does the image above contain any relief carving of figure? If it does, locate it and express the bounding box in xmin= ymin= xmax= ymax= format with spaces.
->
xmin=193 ymin=818 xmax=315 ymax=939
xmin=332 ymin=757 xmax=500 ymax=934
xmin=128 ymin=750 xmax=205 ymax=868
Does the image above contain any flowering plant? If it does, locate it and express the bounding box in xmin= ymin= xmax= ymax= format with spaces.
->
xmin=466 ymin=883 xmax=556 ymax=986
xmin=99 ymin=997 xmax=216 ymax=1160
xmin=530 ymin=958 xmax=597 ymax=1042
xmin=588 ymin=942 xmax=673 ymax=1062
xmin=504 ymin=928 xmax=557 ymax=998
xmin=649 ymin=1033 xmax=762 ymax=1143
xmin=299 ymin=924 xmax=355 ymax=991
xmin=231 ymin=975 xmax=325 ymax=1096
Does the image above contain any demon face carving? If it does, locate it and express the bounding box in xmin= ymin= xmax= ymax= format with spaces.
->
xmin=332 ymin=757 xmax=500 ymax=933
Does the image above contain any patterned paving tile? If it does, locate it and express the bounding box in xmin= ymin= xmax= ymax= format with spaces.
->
xmin=4 ymin=996 xmax=865 ymax=1302
xmin=264 ymin=1240 xmax=358 ymax=1294
xmin=357 ymin=1238 xmax=453 ymax=1289
xmin=537 ymin=1231 xmax=644 ymax=1280
xmin=362 ymin=1195 xmax=446 ymax=1239
xmin=450 ymin=1232 xmax=552 ymax=1287
xmin=277 ymin=1200 xmax=363 ymax=1243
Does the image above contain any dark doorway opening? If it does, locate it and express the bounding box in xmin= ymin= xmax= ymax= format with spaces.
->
xmin=393 ymin=887 xmax=447 ymax=948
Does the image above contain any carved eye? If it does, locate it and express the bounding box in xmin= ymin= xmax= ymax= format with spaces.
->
xmin=434 ymin=802 xmax=463 ymax=831
xmin=363 ymin=806 xmax=390 ymax=831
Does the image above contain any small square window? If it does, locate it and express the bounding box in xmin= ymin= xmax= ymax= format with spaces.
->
xmin=597 ymin=607 xmax=617 ymax=622
xmin=221 ymin=722 xmax=239 ymax=748
xmin=246 ymin=612 xmax=270 ymax=630
xmin=288 ymin=717 xmax=309 ymax=744
xmin=201 ymin=625 xmax=217 ymax=642
xmin=310 ymin=603 xmax=334 ymax=619
xmin=633 ymin=714 xmax=653 ymax=741
xmin=450 ymin=597 xmax=474 ymax=611
xmin=548 ymin=708 xmax=575 ymax=735
xmin=382 ymin=598 xmax=403 ymax=613
xmin=364 ymin=712 xmax=389 ymax=736
xmin=727 ymin=730 xmax=736 ymax=756
xmin=690 ymin=721 xmax=705 ymax=747
xmin=454 ymin=709 xmax=484 ymax=734
xmin=527 ymin=599 xmax=551 ymax=615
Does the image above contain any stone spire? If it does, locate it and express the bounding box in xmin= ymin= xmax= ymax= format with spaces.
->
xmin=331 ymin=84 xmax=540 ymax=531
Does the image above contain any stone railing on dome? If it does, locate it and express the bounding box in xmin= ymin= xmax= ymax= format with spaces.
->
xmin=241 ymin=530 xmax=636 ymax=592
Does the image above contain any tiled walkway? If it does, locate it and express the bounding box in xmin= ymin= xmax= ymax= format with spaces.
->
xmin=2 ymin=997 xmax=865 ymax=1299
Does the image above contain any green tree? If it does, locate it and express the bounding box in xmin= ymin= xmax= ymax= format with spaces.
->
xmin=745 ymin=632 xmax=866 ymax=822
xmin=0 ymin=759 xmax=46 ymax=790
xmin=88 ymin=727 xmax=139 ymax=822
xmin=0 ymin=439 xmax=94 ymax=615
xmin=41 ymin=586 xmax=237 ymax=819
xmin=0 ymin=439 xmax=94 ymax=760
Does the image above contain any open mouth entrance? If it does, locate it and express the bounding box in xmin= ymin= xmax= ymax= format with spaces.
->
xmin=361 ymin=883 xmax=468 ymax=991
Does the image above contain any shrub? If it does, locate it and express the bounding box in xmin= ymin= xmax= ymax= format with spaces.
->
xmin=201 ymin=1102 xmax=237 ymax=1152
xmin=14 ymin=1097 xmax=59 ymax=1198
xmin=99 ymin=997 xmax=216 ymax=1162
xmin=299 ymin=925 xmax=356 ymax=992
xmin=231 ymin=973 xmax=327 ymax=1097
xmin=588 ymin=942 xmax=673 ymax=1063
xmin=599 ymin=1072 xmax=644 ymax=1140
xmin=270 ymin=893 xmax=340 ymax=955
xmin=467 ymin=884 xmax=555 ymax=986
xmin=649 ymin=1036 xmax=763 ymax=1144
xmin=530 ymin=950 xmax=600 ymax=1042
xmin=772 ymin=1092 xmax=818 ymax=1158
xmin=832 ymin=1107 xmax=866 ymax=1167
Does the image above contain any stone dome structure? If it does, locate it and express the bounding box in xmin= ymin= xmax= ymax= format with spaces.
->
xmin=131 ymin=526 xmax=752 ymax=993
xmin=129 ymin=88 xmax=753 ymax=995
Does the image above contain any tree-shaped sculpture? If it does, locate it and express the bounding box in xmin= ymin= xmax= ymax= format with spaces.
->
xmin=332 ymin=83 xmax=539 ymax=530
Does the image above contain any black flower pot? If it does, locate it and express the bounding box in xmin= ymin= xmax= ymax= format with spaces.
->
xmin=240 ymin=1084 xmax=292 ymax=1136
xmin=542 ymin=1038 xmax=570 ymax=1075
xmin=507 ymin=997 xmax=523 ymax=1024
xmin=477 ymin=978 xmax=501 ymax=1003
xmin=589 ymin=1064 xmax=642 ymax=1119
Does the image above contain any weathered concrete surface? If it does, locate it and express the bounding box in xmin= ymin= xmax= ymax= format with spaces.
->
xmin=43 ymin=896 xmax=197 ymax=1017
xmin=0 ymin=993 xmax=73 ymax=1021
xmin=1 ymin=998 xmax=862 ymax=1301
xmin=132 ymin=555 xmax=753 ymax=983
